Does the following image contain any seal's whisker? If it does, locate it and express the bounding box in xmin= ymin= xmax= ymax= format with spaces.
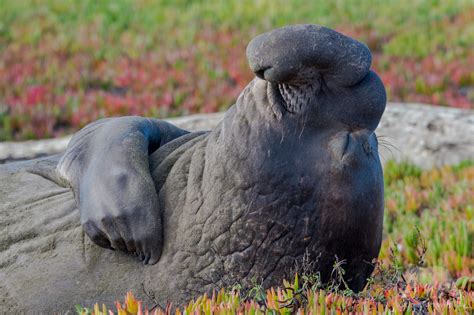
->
xmin=378 ymin=142 xmax=396 ymax=160
xmin=377 ymin=136 xmax=401 ymax=153
xmin=379 ymin=140 xmax=401 ymax=155
xmin=377 ymin=135 xmax=401 ymax=154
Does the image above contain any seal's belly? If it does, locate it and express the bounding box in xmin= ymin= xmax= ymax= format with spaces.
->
xmin=0 ymin=160 xmax=162 ymax=312
xmin=0 ymin=160 xmax=79 ymax=269
xmin=0 ymin=160 xmax=82 ymax=311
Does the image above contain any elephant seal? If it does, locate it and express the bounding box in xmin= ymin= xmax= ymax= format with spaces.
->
xmin=0 ymin=24 xmax=385 ymax=312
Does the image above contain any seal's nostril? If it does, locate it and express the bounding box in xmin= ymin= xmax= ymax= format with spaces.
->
xmin=255 ymin=66 xmax=271 ymax=80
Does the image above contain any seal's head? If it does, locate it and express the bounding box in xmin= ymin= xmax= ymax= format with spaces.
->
xmin=242 ymin=25 xmax=386 ymax=291
xmin=247 ymin=24 xmax=385 ymax=118
xmin=246 ymin=24 xmax=386 ymax=166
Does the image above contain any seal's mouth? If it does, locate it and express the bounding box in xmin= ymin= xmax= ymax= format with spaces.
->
xmin=254 ymin=63 xmax=322 ymax=115
xmin=266 ymin=82 xmax=286 ymax=114
xmin=266 ymin=80 xmax=319 ymax=115
xmin=278 ymin=83 xmax=317 ymax=113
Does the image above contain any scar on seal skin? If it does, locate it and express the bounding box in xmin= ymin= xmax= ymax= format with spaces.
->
xmin=0 ymin=24 xmax=386 ymax=313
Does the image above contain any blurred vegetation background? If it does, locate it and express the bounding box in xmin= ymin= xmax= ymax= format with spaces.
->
xmin=0 ymin=0 xmax=473 ymax=140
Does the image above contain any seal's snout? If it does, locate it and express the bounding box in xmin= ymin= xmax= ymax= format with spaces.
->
xmin=246 ymin=24 xmax=371 ymax=87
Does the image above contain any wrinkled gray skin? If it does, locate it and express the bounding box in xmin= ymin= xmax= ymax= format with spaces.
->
xmin=0 ymin=25 xmax=385 ymax=312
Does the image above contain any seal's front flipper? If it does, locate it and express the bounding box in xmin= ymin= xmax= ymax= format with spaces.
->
xmin=26 ymin=154 xmax=67 ymax=186
xmin=56 ymin=116 xmax=189 ymax=265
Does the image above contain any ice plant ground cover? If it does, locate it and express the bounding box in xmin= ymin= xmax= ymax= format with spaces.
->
xmin=71 ymin=160 xmax=473 ymax=314
xmin=0 ymin=0 xmax=473 ymax=140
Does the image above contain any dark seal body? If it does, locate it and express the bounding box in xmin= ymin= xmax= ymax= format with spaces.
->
xmin=0 ymin=25 xmax=385 ymax=312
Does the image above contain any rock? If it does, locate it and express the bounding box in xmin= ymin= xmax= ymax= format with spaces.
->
xmin=0 ymin=136 xmax=72 ymax=164
xmin=377 ymin=103 xmax=474 ymax=168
